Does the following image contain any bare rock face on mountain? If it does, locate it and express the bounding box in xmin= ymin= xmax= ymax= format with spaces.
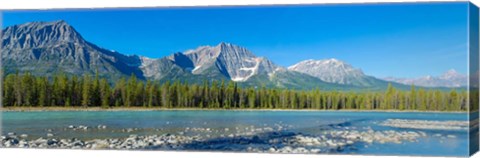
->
xmin=140 ymin=42 xmax=282 ymax=82
xmin=180 ymin=42 xmax=280 ymax=82
xmin=1 ymin=20 xmax=144 ymax=79
xmin=288 ymin=59 xmax=379 ymax=86
xmin=2 ymin=20 xmax=84 ymax=50
xmin=383 ymin=69 xmax=468 ymax=88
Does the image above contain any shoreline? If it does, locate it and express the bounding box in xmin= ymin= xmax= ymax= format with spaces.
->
xmin=0 ymin=126 xmax=433 ymax=154
xmin=0 ymin=107 xmax=471 ymax=113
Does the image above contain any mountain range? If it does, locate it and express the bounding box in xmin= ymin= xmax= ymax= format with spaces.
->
xmin=0 ymin=20 xmax=467 ymax=90
xmin=383 ymin=69 xmax=468 ymax=88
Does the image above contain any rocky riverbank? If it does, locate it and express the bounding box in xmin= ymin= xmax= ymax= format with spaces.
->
xmin=380 ymin=119 xmax=469 ymax=130
xmin=0 ymin=128 xmax=429 ymax=154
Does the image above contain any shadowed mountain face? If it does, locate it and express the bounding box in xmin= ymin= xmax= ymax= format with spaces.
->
xmin=1 ymin=20 xmax=459 ymax=90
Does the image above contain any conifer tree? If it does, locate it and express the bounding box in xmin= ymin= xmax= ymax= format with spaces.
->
xmin=81 ymin=75 xmax=91 ymax=107
xmin=100 ymin=78 xmax=111 ymax=108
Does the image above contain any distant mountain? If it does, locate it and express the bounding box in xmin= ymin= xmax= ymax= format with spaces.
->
xmin=288 ymin=59 xmax=384 ymax=87
xmin=383 ymin=69 xmax=468 ymax=88
xmin=1 ymin=20 xmax=144 ymax=80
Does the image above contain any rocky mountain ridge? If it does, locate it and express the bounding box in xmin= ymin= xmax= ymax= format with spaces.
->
xmin=1 ymin=20 xmax=466 ymax=89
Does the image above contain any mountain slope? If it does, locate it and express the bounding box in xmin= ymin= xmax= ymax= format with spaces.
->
xmin=288 ymin=59 xmax=384 ymax=87
xmin=1 ymin=20 xmax=144 ymax=80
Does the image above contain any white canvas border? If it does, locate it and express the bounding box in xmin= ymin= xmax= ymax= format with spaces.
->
xmin=0 ymin=0 xmax=478 ymax=158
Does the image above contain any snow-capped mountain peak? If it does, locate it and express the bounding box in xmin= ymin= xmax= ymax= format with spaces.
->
xmin=165 ymin=42 xmax=279 ymax=82
xmin=288 ymin=58 xmax=370 ymax=85
xmin=440 ymin=69 xmax=465 ymax=80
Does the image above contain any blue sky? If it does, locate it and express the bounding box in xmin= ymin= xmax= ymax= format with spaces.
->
xmin=2 ymin=2 xmax=469 ymax=78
